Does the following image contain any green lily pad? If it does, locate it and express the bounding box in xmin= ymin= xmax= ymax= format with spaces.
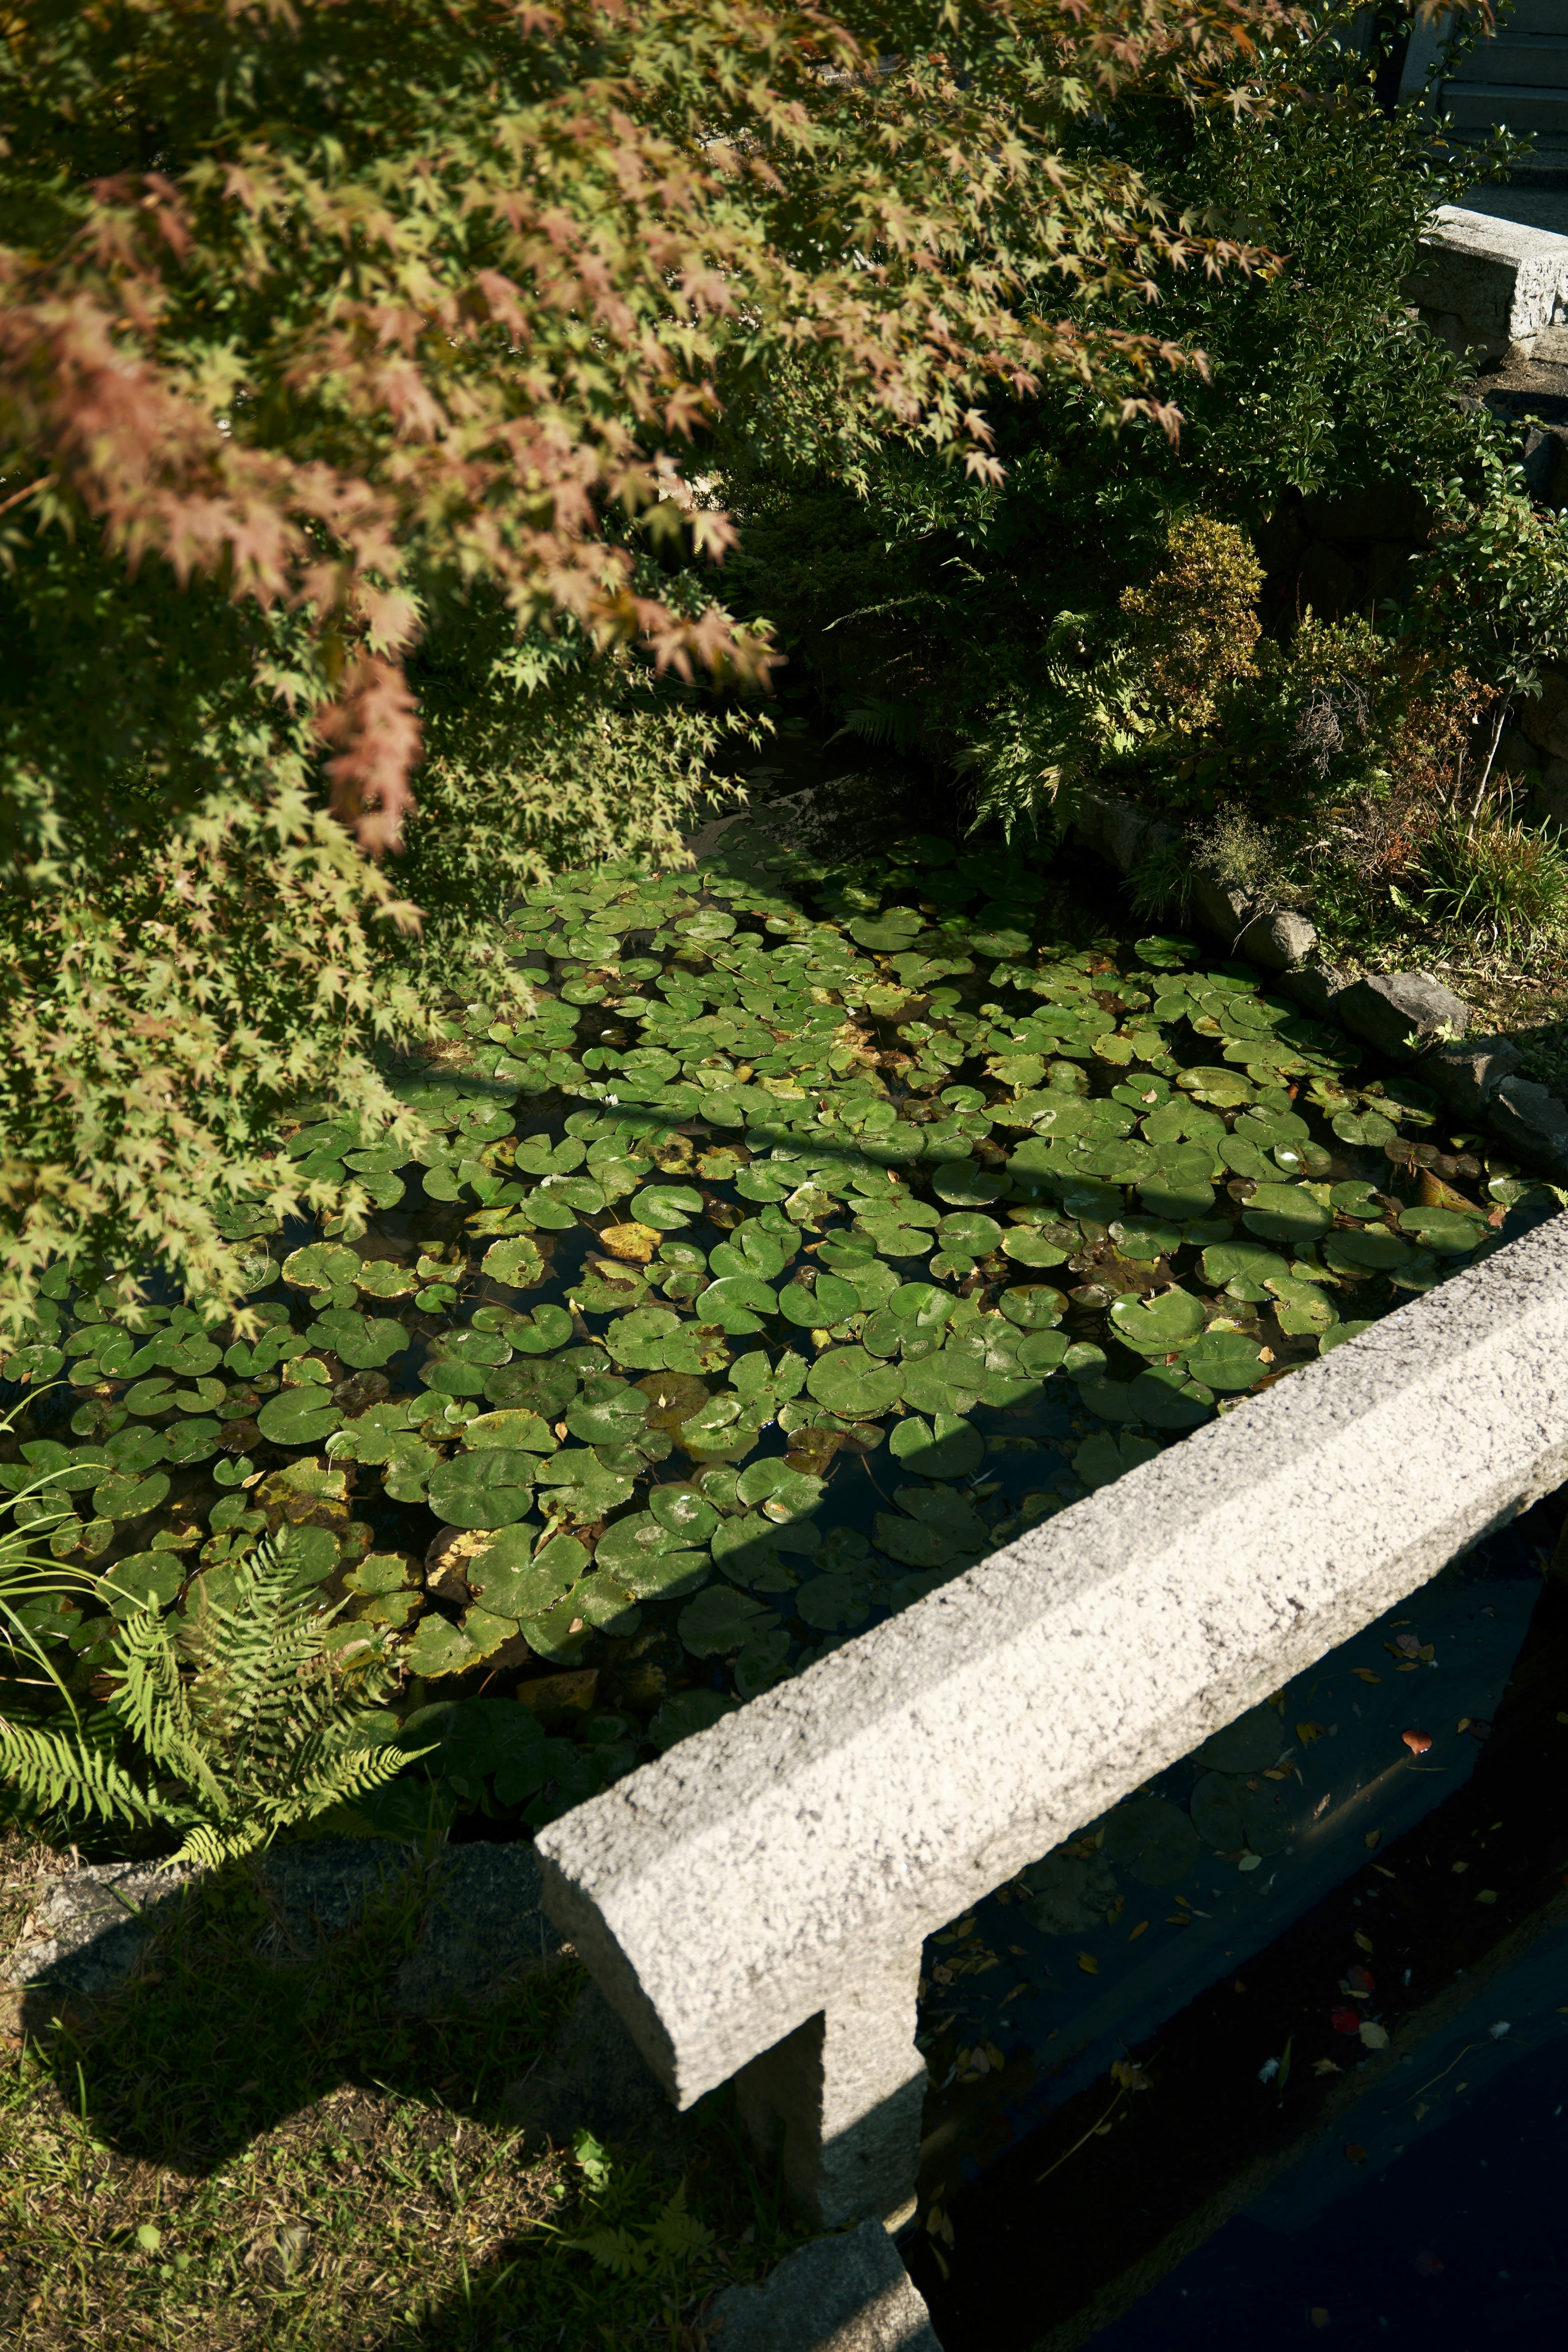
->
xmin=1072 ymin=1432 xmax=1161 ymax=1488
xmin=426 ymin=1450 xmax=539 ymax=1529
xmin=1332 ymin=1108 xmax=1398 ymax=1147
xmin=648 ymin=1690 xmax=740 ymax=1749
xmin=482 ymin=1236 xmax=546 ymax=1289
xmin=996 ymin=1285 xmax=1065 ymax=1331
xmin=483 ymin=1356 xmax=577 ymax=1417
xmin=1397 ymin=1205 xmax=1486 ymax=1255
xmin=1322 ymin=1226 xmax=1412 ymax=1274
xmin=1329 ymin=1181 xmax=1384 ymax=1221
xmin=1108 ymin=1287 xmax=1205 ymax=1355
xmin=888 ymin=1412 xmax=984 ymax=1479
xmin=1109 ymin=1217 xmax=1182 ymax=1262
xmin=461 ymin=1409 xmax=557 ymax=1453
xmin=1241 ymin=1182 xmax=1332 ymax=1245
xmin=648 ymin=1486 xmax=719 ymax=1543
xmin=1200 ymin=1239 xmax=1290 ymax=1291
xmin=806 ymin=1348 xmax=904 ymax=1419
xmin=678 ymin=1585 xmax=779 ymax=1657
xmin=1127 ymin=1366 xmax=1213 ymax=1429
xmin=695 ymin=1276 xmax=778 ymax=1333
xmin=535 ymin=1449 xmax=636 ymax=1520
xmin=354 ymin=1258 xmax=419 ymax=1299
xmin=1194 ymin=1703 xmax=1286 ymax=1771
xmin=91 ymin=1470 xmax=171 ymax=1522
xmin=1318 ymin=1318 xmax=1376 ymax=1354
xmin=937 ymin=1212 xmax=1005 ymax=1256
xmin=1265 ymin=1274 xmax=1339 ymax=1336
xmin=256 ymin=1390 xmax=344 ymax=1447
xmin=305 ymin=1309 xmax=407 ymax=1370
xmin=1181 ymin=1330 xmax=1265 ymax=1392
xmin=565 ymin=1387 xmax=650 ymax=1446
xmin=628 ymin=1184 xmax=704 ymax=1230
xmin=1002 ymin=1226 xmax=1073 ymax=1268
xmin=930 ymin=1159 xmax=1010 ymax=1207
xmin=281 ymin=1242 xmax=361 ymax=1300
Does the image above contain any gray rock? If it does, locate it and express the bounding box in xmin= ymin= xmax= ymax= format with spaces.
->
xmin=1423 ymin=1036 xmax=1525 ymax=1120
xmin=1189 ymin=869 xmax=1254 ymax=945
xmin=1276 ymin=960 xmax=1351 ymax=1021
xmin=3 ymin=1838 xmax=568 ymax=2017
xmin=393 ymin=1843 xmax=568 ymax=2013
xmin=1237 ymin=909 xmax=1317 ymax=971
xmin=502 ymin=1981 xmax=686 ymax=2169
xmin=706 ymin=2220 xmax=943 ymax=2352
xmin=1488 ymin=1076 xmax=1568 ymax=1177
xmin=3 ymin=1858 xmax=202 ymax=1998
xmin=1336 ymin=971 xmax=1473 ymax=1063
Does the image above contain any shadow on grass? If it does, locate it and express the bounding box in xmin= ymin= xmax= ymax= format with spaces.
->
xmin=4 ymin=1848 xmax=802 ymax=2351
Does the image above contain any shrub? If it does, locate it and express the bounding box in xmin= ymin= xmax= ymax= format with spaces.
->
xmin=1119 ymin=515 xmax=1263 ymax=730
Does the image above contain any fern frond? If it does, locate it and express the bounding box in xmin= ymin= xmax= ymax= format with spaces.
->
xmin=107 ymin=1604 xmax=226 ymax=1810
xmin=0 ymin=1708 xmax=155 ymax=1826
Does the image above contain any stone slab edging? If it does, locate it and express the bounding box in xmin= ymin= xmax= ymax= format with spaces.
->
xmin=1067 ymin=784 xmax=1568 ymax=1182
xmin=1403 ymin=206 xmax=1568 ymax=364
xmin=534 ymin=1213 xmax=1568 ymax=2227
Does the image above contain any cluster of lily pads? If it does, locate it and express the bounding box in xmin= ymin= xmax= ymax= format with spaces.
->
xmin=0 ymin=827 xmax=1544 ymax=1833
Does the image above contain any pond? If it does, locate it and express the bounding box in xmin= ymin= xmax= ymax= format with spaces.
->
xmin=1 ymin=815 xmax=1552 ymax=1847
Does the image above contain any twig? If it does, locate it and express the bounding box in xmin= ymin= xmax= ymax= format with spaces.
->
xmin=1035 ymin=2087 xmax=1125 ymax=2183
xmin=0 ymin=474 xmax=53 ymax=521
xmin=1471 ymin=699 xmax=1509 ymax=822
xmin=1408 ymin=2040 xmax=1487 ymax=2104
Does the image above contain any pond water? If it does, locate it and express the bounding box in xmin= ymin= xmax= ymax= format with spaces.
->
xmin=2 ymin=818 xmax=1550 ymax=1837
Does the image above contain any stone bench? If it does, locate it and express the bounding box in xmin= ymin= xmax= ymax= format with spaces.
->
xmin=1404 ymin=204 xmax=1568 ymax=362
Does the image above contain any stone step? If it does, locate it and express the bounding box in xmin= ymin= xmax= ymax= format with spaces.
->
xmin=1496 ymin=0 xmax=1568 ymax=32
xmin=1443 ymin=80 xmax=1568 ymax=133
xmin=1460 ymin=33 xmax=1568 ymax=88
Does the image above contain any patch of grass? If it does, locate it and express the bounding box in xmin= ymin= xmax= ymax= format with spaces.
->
xmin=0 ymin=1831 xmax=803 ymax=2349
xmin=1409 ymin=810 xmax=1568 ymax=958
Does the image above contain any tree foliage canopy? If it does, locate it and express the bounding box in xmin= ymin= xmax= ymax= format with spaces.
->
xmin=0 ymin=0 xmax=1294 ymax=1330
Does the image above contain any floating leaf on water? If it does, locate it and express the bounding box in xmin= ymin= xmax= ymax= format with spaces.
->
xmin=806 ymin=1347 xmax=904 ymax=1419
xmin=1073 ymin=1431 xmax=1161 ymax=1489
xmin=1266 ymin=1274 xmax=1339 ymax=1336
xmin=1241 ymin=1181 xmax=1332 ymax=1245
xmin=628 ymin=1184 xmax=704 ymax=1230
xmin=1127 ymin=1365 xmax=1212 ymax=1429
xmin=1332 ymin=1108 xmax=1398 ymax=1147
xmin=481 ymin=1235 xmax=546 ymax=1289
xmin=427 ymin=1450 xmax=539 ymax=1530
xmin=1318 ymin=1318 xmax=1376 ymax=1354
xmin=1396 ymin=1205 xmax=1486 ymax=1255
xmin=648 ymin=1691 xmax=741 ymax=1749
xmin=1003 ymin=1225 xmax=1073 ymax=1267
xmin=281 ymin=1242 xmax=361 ymax=1300
xmin=996 ymin=1284 xmax=1065 ymax=1332
xmin=1108 ymin=1287 xmax=1205 ymax=1356
xmin=678 ymin=1585 xmax=779 ymax=1657
xmin=1182 ymin=1329 xmax=1265 ymax=1392
xmin=1102 ymin=1795 xmax=1202 ymax=1886
xmin=889 ymin=1412 xmax=985 ymax=1480
xmin=1191 ymin=1769 xmax=1292 ymax=1855
xmin=256 ymin=1390 xmax=343 ymax=1448
xmin=648 ymin=1484 xmax=719 ymax=1543
xmin=1194 ymin=1704 xmax=1287 ymax=1772
xmin=1322 ymin=1226 xmax=1412 ymax=1275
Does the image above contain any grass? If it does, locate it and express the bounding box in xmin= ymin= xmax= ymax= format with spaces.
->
xmin=0 ymin=1829 xmax=805 ymax=2350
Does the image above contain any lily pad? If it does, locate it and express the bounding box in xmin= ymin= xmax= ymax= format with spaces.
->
xmin=678 ymin=1585 xmax=779 ymax=1657
xmin=888 ymin=1412 xmax=984 ymax=1479
xmin=1191 ymin=1769 xmax=1292 ymax=1855
xmin=1241 ymin=1182 xmax=1332 ymax=1245
xmin=482 ymin=1236 xmax=547 ymax=1289
xmin=996 ymin=1284 xmax=1066 ymax=1332
xmin=426 ymin=1450 xmax=539 ymax=1529
xmin=1322 ymin=1226 xmax=1412 ymax=1274
xmin=256 ymin=1390 xmax=343 ymax=1448
xmin=1102 ymin=1795 xmax=1202 ymax=1886
xmin=1181 ymin=1330 xmax=1265 ymax=1392
xmin=1194 ymin=1704 xmax=1286 ymax=1771
xmin=1072 ymin=1431 xmax=1161 ymax=1488
xmin=1108 ymin=1287 xmax=1205 ymax=1356
xmin=628 ymin=1184 xmax=704 ymax=1230
xmin=806 ymin=1348 xmax=904 ymax=1419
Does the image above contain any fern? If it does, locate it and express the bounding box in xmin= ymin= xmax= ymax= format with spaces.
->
xmin=0 ymin=1526 xmax=423 ymax=1862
